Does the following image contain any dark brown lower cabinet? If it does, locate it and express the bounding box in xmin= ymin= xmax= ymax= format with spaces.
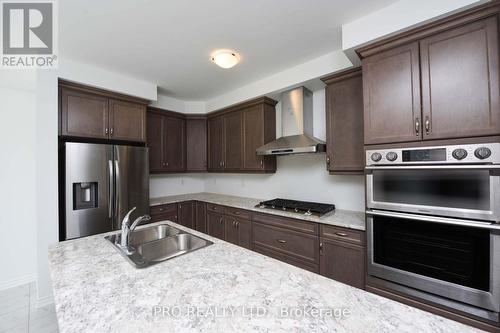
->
xmin=178 ymin=201 xmax=195 ymax=229
xmin=149 ymin=204 xmax=178 ymax=223
xmin=320 ymin=239 xmax=365 ymax=289
xmin=319 ymin=224 xmax=365 ymax=289
xmin=194 ymin=201 xmax=207 ymax=233
xmin=207 ymin=211 xmax=225 ymax=240
xmin=224 ymin=216 xmax=252 ymax=249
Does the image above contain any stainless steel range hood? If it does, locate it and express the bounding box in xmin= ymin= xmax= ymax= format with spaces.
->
xmin=257 ymin=87 xmax=326 ymax=156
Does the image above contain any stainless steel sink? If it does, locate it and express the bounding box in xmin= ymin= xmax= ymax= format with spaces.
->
xmin=105 ymin=224 xmax=213 ymax=268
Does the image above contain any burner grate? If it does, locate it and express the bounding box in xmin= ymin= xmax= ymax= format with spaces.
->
xmin=258 ymin=198 xmax=335 ymax=216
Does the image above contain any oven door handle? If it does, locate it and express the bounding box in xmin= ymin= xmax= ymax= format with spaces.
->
xmin=365 ymin=165 xmax=500 ymax=170
xmin=366 ymin=209 xmax=500 ymax=231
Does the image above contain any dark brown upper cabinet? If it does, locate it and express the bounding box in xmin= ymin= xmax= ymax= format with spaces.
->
xmin=224 ymin=111 xmax=243 ymax=170
xmin=420 ymin=16 xmax=500 ymax=140
xmin=208 ymin=97 xmax=277 ymax=173
xmin=108 ymin=99 xmax=146 ymax=142
xmin=59 ymin=81 xmax=147 ymax=142
xmin=358 ymin=4 xmax=500 ymax=145
xmin=147 ymin=108 xmax=186 ymax=173
xmin=321 ymin=68 xmax=364 ymax=174
xmin=186 ymin=117 xmax=207 ymax=171
xmin=243 ymin=103 xmax=276 ymax=171
xmin=207 ymin=115 xmax=225 ymax=171
xmin=362 ymin=42 xmax=421 ymax=145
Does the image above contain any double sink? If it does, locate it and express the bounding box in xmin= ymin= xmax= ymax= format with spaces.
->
xmin=105 ymin=224 xmax=213 ymax=268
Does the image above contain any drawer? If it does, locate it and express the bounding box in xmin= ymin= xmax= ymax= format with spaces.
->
xmin=254 ymin=245 xmax=319 ymax=273
xmin=150 ymin=203 xmax=177 ymax=216
xmin=223 ymin=206 xmax=251 ymax=220
xmin=207 ymin=203 xmax=224 ymax=213
xmin=320 ymin=225 xmax=365 ymax=245
xmin=252 ymin=212 xmax=318 ymax=235
xmin=253 ymin=222 xmax=319 ymax=264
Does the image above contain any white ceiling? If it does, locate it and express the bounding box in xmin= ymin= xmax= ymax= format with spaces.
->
xmin=60 ymin=0 xmax=397 ymax=101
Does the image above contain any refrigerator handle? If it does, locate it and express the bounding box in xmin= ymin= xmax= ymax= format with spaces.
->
xmin=114 ymin=160 xmax=120 ymax=223
xmin=108 ymin=160 xmax=113 ymax=219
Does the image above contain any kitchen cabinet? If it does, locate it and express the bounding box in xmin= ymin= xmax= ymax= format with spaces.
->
xmin=319 ymin=225 xmax=365 ymax=289
xmin=208 ymin=97 xmax=277 ymax=173
xmin=149 ymin=204 xmax=178 ymax=223
xmin=178 ymin=201 xmax=195 ymax=229
xmin=420 ymin=17 xmax=500 ymax=140
xmin=207 ymin=116 xmax=225 ymax=170
xmin=59 ymin=82 xmax=147 ymax=142
xmin=207 ymin=210 xmax=225 ymax=240
xmin=147 ymin=108 xmax=186 ymax=173
xmin=322 ymin=68 xmax=364 ymax=174
xmin=194 ymin=201 xmax=207 ymax=233
xmin=224 ymin=216 xmax=252 ymax=249
xmin=359 ymin=6 xmax=500 ymax=145
xmin=362 ymin=42 xmax=421 ymax=145
xmin=243 ymin=103 xmax=276 ymax=172
xmin=186 ymin=117 xmax=207 ymax=171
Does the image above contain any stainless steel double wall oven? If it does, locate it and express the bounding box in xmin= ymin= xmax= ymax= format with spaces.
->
xmin=365 ymin=143 xmax=500 ymax=321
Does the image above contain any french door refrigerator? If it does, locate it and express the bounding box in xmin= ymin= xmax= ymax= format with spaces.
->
xmin=63 ymin=142 xmax=149 ymax=240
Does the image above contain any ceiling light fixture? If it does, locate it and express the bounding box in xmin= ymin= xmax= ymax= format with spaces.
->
xmin=211 ymin=49 xmax=240 ymax=69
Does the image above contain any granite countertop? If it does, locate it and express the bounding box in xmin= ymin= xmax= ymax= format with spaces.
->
xmin=150 ymin=192 xmax=366 ymax=231
xmin=49 ymin=221 xmax=481 ymax=333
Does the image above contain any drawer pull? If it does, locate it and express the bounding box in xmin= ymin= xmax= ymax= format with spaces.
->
xmin=219 ymin=218 xmax=223 ymax=224
xmin=159 ymin=208 xmax=164 ymax=212
xmin=276 ymin=239 xmax=287 ymax=244
xmin=234 ymin=211 xmax=240 ymax=215
xmin=335 ymin=232 xmax=348 ymax=237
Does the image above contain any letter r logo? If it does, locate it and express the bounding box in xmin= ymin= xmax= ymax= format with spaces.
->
xmin=2 ymin=2 xmax=53 ymax=54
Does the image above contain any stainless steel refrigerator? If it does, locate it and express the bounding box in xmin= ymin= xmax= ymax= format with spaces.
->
xmin=63 ymin=142 xmax=149 ymax=240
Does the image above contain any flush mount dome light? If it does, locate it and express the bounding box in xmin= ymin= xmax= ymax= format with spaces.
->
xmin=211 ymin=50 xmax=240 ymax=69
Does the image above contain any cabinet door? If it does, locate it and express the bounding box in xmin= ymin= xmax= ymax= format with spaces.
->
xmin=109 ymin=99 xmax=146 ymax=142
xmin=195 ymin=201 xmax=207 ymax=233
xmin=186 ymin=118 xmax=207 ymax=171
xmin=243 ymin=106 xmax=265 ymax=170
xmin=320 ymin=239 xmax=365 ymax=289
xmin=178 ymin=201 xmax=194 ymax=229
xmin=237 ymin=218 xmax=252 ymax=250
xmin=60 ymin=88 xmax=109 ymax=139
xmin=163 ymin=116 xmax=185 ymax=171
xmin=420 ymin=17 xmax=500 ymax=140
xmin=363 ymin=42 xmax=421 ymax=144
xmin=146 ymin=112 xmax=164 ymax=172
xmin=208 ymin=116 xmax=224 ymax=170
xmin=224 ymin=111 xmax=243 ymax=170
xmin=224 ymin=215 xmax=239 ymax=246
xmin=324 ymin=69 xmax=364 ymax=173
xmin=207 ymin=211 xmax=225 ymax=240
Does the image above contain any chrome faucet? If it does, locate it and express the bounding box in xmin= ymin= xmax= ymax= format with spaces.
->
xmin=118 ymin=207 xmax=151 ymax=254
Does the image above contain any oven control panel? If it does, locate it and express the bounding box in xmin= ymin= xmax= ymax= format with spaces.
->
xmin=366 ymin=143 xmax=500 ymax=165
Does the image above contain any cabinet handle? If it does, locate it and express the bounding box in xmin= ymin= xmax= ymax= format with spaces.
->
xmin=276 ymin=239 xmax=287 ymax=244
xmin=159 ymin=208 xmax=164 ymax=212
xmin=110 ymin=128 xmax=114 ymax=136
xmin=236 ymin=222 xmax=239 ymax=228
xmin=415 ymin=117 xmax=420 ymax=136
xmin=222 ymin=161 xmax=225 ymax=167
xmin=105 ymin=128 xmax=109 ymax=135
xmin=165 ymin=162 xmax=169 ymax=167
xmin=260 ymin=158 xmax=263 ymax=168
xmin=232 ymin=220 xmax=236 ymax=227
xmin=319 ymin=242 xmax=324 ymax=255
xmin=234 ymin=211 xmax=239 ymax=215
xmin=326 ymin=156 xmax=330 ymax=166
xmin=425 ymin=116 xmax=430 ymax=135
xmin=334 ymin=232 xmax=348 ymax=237
xmin=219 ymin=218 xmax=223 ymax=224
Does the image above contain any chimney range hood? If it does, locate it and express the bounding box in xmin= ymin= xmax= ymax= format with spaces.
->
xmin=256 ymin=87 xmax=326 ymax=156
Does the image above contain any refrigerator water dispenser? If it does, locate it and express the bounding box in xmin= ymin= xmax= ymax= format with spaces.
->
xmin=73 ymin=182 xmax=98 ymax=210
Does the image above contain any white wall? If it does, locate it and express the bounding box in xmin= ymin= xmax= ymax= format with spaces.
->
xmin=150 ymin=174 xmax=205 ymax=198
xmin=0 ymin=72 xmax=38 ymax=289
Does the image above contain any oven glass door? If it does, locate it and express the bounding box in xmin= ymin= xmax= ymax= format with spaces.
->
xmin=367 ymin=213 xmax=500 ymax=312
xmin=367 ymin=168 xmax=499 ymax=221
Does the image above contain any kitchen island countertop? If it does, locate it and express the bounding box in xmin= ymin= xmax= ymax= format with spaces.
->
xmin=49 ymin=221 xmax=482 ymax=333
xmin=150 ymin=192 xmax=365 ymax=231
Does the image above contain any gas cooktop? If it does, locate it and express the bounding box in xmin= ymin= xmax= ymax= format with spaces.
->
xmin=257 ymin=198 xmax=335 ymax=217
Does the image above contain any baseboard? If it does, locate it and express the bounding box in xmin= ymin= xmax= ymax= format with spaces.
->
xmin=0 ymin=274 xmax=36 ymax=291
